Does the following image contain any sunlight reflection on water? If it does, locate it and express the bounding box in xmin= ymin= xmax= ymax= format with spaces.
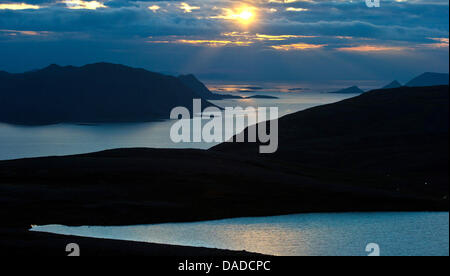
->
xmin=31 ymin=212 xmax=449 ymax=256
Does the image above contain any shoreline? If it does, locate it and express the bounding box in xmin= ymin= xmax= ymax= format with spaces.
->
xmin=15 ymin=210 xmax=450 ymax=256
xmin=0 ymin=226 xmax=264 ymax=257
xmin=6 ymin=210 xmax=448 ymax=257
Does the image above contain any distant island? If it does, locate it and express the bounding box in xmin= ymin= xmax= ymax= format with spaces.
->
xmin=244 ymin=95 xmax=279 ymax=99
xmin=0 ymin=63 xmax=223 ymax=125
xmin=405 ymin=72 xmax=449 ymax=87
xmin=329 ymin=86 xmax=364 ymax=94
xmin=383 ymin=80 xmax=402 ymax=89
xmin=288 ymin=88 xmax=309 ymax=92
xmin=330 ymin=72 xmax=449 ymax=94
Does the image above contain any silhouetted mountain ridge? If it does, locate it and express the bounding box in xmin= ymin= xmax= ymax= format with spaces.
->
xmin=326 ymin=72 xmax=448 ymax=94
xmin=405 ymin=72 xmax=449 ymax=87
xmin=213 ymin=85 xmax=449 ymax=192
xmin=0 ymin=63 xmax=217 ymax=125
xmin=383 ymin=80 xmax=402 ymax=89
xmin=329 ymin=86 xmax=364 ymax=94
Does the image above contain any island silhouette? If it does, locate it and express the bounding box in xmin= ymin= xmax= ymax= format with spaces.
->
xmin=0 ymin=63 xmax=220 ymax=125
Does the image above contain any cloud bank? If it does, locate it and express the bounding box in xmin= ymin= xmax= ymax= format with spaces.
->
xmin=0 ymin=0 xmax=448 ymax=82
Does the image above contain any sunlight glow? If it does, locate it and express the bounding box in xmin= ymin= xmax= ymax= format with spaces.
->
xmin=148 ymin=5 xmax=160 ymax=12
xmin=63 ymin=0 xmax=106 ymax=10
xmin=0 ymin=29 xmax=50 ymax=36
xmin=0 ymin=3 xmax=40 ymax=10
xmin=424 ymin=38 xmax=450 ymax=48
xmin=172 ymin=39 xmax=252 ymax=47
xmin=272 ymin=43 xmax=327 ymax=51
xmin=337 ymin=45 xmax=408 ymax=52
xmin=237 ymin=9 xmax=254 ymax=21
xmin=180 ymin=2 xmax=200 ymax=13
xmin=212 ymin=6 xmax=257 ymax=25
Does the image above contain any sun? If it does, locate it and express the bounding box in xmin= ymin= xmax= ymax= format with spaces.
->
xmin=210 ymin=5 xmax=257 ymax=26
xmin=227 ymin=6 xmax=256 ymax=25
xmin=237 ymin=9 xmax=254 ymax=22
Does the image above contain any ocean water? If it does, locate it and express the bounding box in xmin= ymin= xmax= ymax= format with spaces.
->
xmin=31 ymin=212 xmax=449 ymax=256
xmin=0 ymin=92 xmax=355 ymax=160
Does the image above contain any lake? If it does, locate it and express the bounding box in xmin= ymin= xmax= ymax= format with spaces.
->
xmin=0 ymin=92 xmax=355 ymax=160
xmin=31 ymin=212 xmax=449 ymax=256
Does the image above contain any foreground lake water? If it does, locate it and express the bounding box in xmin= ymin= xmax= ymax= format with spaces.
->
xmin=31 ymin=212 xmax=449 ymax=256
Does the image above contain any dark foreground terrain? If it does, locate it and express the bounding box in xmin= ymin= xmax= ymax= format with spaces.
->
xmin=214 ymin=85 xmax=449 ymax=193
xmin=0 ymin=85 xmax=448 ymax=255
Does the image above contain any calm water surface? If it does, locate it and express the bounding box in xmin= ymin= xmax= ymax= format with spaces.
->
xmin=0 ymin=92 xmax=355 ymax=160
xmin=32 ymin=212 xmax=449 ymax=256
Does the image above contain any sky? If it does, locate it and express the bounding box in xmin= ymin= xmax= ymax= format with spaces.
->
xmin=0 ymin=0 xmax=448 ymax=84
